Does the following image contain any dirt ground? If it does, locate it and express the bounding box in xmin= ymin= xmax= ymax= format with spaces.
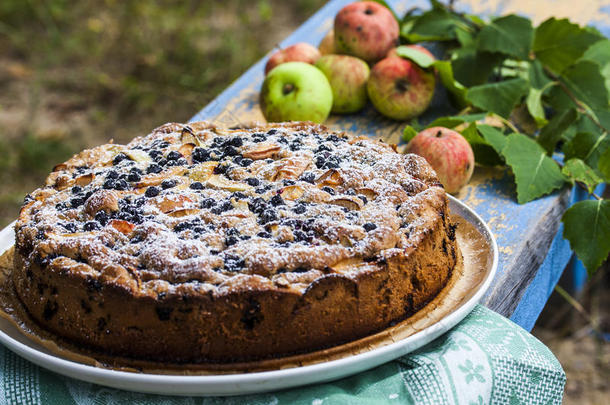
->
xmin=532 ymin=260 xmax=610 ymax=404
xmin=0 ymin=1 xmax=608 ymax=403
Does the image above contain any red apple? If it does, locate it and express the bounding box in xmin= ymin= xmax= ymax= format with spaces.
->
xmin=367 ymin=56 xmax=435 ymax=120
xmin=265 ymin=43 xmax=321 ymax=75
xmin=404 ymin=127 xmax=475 ymax=193
xmin=334 ymin=1 xmax=399 ymax=63
xmin=318 ymin=30 xmax=335 ymax=55
xmin=386 ymin=44 xmax=435 ymax=61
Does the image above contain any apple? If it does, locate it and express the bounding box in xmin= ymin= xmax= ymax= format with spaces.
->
xmin=334 ymin=1 xmax=399 ymax=63
xmin=405 ymin=127 xmax=475 ymax=193
xmin=318 ymin=30 xmax=335 ymax=55
xmin=260 ymin=62 xmax=333 ymax=123
xmin=315 ymin=55 xmax=370 ymax=114
xmin=386 ymin=44 xmax=435 ymax=61
xmin=265 ymin=43 xmax=321 ymax=75
xmin=367 ymin=56 xmax=435 ymax=120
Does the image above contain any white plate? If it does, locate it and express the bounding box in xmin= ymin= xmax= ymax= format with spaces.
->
xmin=0 ymin=195 xmax=497 ymax=396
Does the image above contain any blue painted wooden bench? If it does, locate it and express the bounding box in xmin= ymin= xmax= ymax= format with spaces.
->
xmin=191 ymin=0 xmax=610 ymax=332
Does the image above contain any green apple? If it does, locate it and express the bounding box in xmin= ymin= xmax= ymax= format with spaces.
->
xmin=260 ymin=62 xmax=333 ymax=123
xmin=315 ymin=54 xmax=370 ymax=114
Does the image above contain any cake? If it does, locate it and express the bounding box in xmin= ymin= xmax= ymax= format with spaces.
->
xmin=13 ymin=121 xmax=459 ymax=363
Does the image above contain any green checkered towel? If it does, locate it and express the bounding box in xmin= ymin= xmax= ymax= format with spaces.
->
xmin=0 ymin=305 xmax=565 ymax=404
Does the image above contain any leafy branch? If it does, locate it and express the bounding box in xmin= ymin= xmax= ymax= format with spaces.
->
xmin=399 ymin=0 xmax=610 ymax=276
xmin=543 ymin=66 xmax=609 ymax=134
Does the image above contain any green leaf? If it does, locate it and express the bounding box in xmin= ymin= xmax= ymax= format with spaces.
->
xmin=400 ymin=13 xmax=418 ymax=35
xmin=426 ymin=117 xmax=466 ymax=129
xmin=402 ymin=125 xmax=418 ymax=143
xmin=501 ymin=133 xmax=567 ymax=203
xmin=466 ymin=78 xmax=530 ymax=118
xmin=559 ymin=61 xmax=609 ymax=111
xmin=395 ymin=46 xmax=434 ymax=68
xmin=528 ymin=59 xmax=552 ymax=89
xmin=401 ymin=8 xmax=470 ymax=42
xmin=432 ymin=60 xmax=468 ymax=108
xmin=451 ymin=47 xmax=505 ymax=87
xmin=426 ymin=113 xmax=488 ymax=129
xmin=464 ymin=14 xmax=486 ymax=27
xmin=477 ymin=124 xmax=509 ymax=154
xmin=563 ymin=131 xmax=610 ymax=171
xmin=559 ymin=114 xmax=598 ymax=144
xmin=477 ymin=15 xmax=534 ymax=60
xmin=455 ymin=27 xmax=474 ymax=47
xmin=537 ymin=109 xmax=578 ymax=154
xmin=461 ymin=123 xmax=504 ymax=166
xmin=599 ymin=147 xmax=610 ymax=181
xmin=561 ymin=158 xmax=604 ymax=193
xmin=581 ymin=38 xmax=610 ymax=63
xmin=525 ymin=88 xmax=547 ymax=127
xmin=579 ymin=39 xmax=610 ymax=92
xmin=544 ymin=62 xmax=610 ymax=115
xmin=533 ymin=17 xmax=602 ymax=74
xmin=562 ymin=200 xmax=610 ymax=275
xmin=596 ymin=109 xmax=610 ymax=133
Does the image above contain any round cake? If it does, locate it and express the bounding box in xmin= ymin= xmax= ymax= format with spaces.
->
xmin=13 ymin=121 xmax=459 ymax=363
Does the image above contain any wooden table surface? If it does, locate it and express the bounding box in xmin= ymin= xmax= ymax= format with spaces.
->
xmin=190 ymin=0 xmax=610 ymax=331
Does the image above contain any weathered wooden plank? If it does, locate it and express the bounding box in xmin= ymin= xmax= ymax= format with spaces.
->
xmin=483 ymin=189 xmax=571 ymax=316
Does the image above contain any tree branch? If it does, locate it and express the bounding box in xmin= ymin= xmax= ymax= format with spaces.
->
xmin=543 ymin=66 xmax=609 ymax=134
xmin=575 ymin=181 xmax=603 ymax=200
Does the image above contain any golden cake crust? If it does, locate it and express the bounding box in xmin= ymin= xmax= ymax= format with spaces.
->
xmin=13 ymin=121 xmax=459 ymax=363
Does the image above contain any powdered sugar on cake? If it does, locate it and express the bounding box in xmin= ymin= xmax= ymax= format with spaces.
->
xmin=15 ymin=121 xmax=445 ymax=296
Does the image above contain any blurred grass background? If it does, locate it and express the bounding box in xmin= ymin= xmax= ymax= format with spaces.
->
xmin=0 ymin=0 xmax=326 ymax=227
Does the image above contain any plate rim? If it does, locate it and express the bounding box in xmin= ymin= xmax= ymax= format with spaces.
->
xmin=0 ymin=195 xmax=498 ymax=396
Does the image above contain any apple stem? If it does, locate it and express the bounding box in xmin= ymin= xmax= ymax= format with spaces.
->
xmin=395 ymin=78 xmax=410 ymax=93
xmin=436 ymin=130 xmax=443 ymax=138
xmin=282 ymin=83 xmax=295 ymax=95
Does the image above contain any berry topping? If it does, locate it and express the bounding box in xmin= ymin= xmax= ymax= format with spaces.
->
xmin=300 ymin=172 xmax=316 ymax=184
xmin=321 ymin=186 xmax=336 ymax=195
xmin=145 ymin=186 xmax=160 ymax=198
xmin=192 ymin=147 xmax=210 ymax=163
xmin=161 ymin=179 xmax=177 ymax=189
xmin=293 ymin=204 xmax=307 ymax=214
xmin=103 ymin=179 xmax=116 ymax=190
xmin=127 ymin=172 xmax=141 ymax=182
xmin=95 ymin=211 xmax=108 ymax=226
xmin=166 ymin=151 xmax=183 ymax=161
xmin=113 ymin=153 xmax=128 ymax=165
xmin=228 ymin=137 xmax=244 ymax=147
xmin=200 ymin=198 xmax=216 ymax=208
xmin=147 ymin=164 xmax=162 ymax=174
xmin=270 ymin=194 xmax=285 ymax=206
xmin=114 ymin=179 xmax=128 ymax=191
xmin=363 ymin=223 xmax=377 ymax=232
xmin=84 ymin=221 xmax=100 ymax=231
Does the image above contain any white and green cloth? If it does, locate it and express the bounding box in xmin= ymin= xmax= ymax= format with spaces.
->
xmin=0 ymin=305 xmax=565 ymax=404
